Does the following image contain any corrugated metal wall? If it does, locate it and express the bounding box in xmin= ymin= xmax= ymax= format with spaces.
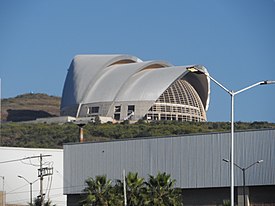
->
xmin=64 ymin=129 xmax=275 ymax=194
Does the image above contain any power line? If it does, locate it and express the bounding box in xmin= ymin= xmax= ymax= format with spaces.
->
xmin=0 ymin=154 xmax=51 ymax=164
xmin=6 ymin=183 xmax=29 ymax=194
xmin=6 ymin=184 xmax=85 ymax=195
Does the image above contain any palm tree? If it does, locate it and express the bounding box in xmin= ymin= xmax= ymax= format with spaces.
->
xmin=144 ymin=172 xmax=182 ymax=206
xmin=82 ymin=172 xmax=182 ymax=206
xmin=116 ymin=172 xmax=146 ymax=206
xmin=81 ymin=175 xmax=121 ymax=206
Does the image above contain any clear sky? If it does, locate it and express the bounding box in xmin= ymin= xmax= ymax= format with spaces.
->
xmin=0 ymin=0 xmax=274 ymax=122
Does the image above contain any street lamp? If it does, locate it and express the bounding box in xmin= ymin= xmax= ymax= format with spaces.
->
xmin=223 ymin=159 xmax=263 ymax=206
xmin=18 ymin=175 xmax=39 ymax=205
xmin=187 ymin=65 xmax=274 ymax=206
xmin=0 ymin=176 xmax=4 ymax=206
xmin=75 ymin=121 xmax=87 ymax=143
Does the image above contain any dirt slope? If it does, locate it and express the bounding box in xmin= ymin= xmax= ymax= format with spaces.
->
xmin=1 ymin=93 xmax=61 ymax=122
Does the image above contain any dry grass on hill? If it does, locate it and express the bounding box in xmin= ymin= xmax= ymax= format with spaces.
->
xmin=1 ymin=93 xmax=61 ymax=122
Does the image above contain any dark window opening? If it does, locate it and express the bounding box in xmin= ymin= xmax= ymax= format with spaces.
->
xmin=127 ymin=105 xmax=135 ymax=115
xmin=115 ymin=106 xmax=121 ymax=113
xmin=114 ymin=113 xmax=120 ymax=120
xmin=90 ymin=106 xmax=99 ymax=114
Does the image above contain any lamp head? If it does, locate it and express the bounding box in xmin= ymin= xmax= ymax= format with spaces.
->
xmin=222 ymin=158 xmax=230 ymax=163
xmin=257 ymin=160 xmax=264 ymax=163
xmin=260 ymin=80 xmax=275 ymax=85
xmin=186 ymin=65 xmax=206 ymax=74
xmin=18 ymin=175 xmax=22 ymax=178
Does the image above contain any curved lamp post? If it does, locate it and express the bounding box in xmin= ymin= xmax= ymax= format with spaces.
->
xmin=18 ymin=175 xmax=39 ymax=205
xmin=187 ymin=65 xmax=274 ymax=206
xmin=223 ymin=159 xmax=263 ymax=206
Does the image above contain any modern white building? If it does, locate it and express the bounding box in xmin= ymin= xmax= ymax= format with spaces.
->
xmin=61 ymin=55 xmax=210 ymax=122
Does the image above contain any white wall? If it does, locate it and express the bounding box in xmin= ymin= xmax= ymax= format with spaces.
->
xmin=0 ymin=147 xmax=65 ymax=205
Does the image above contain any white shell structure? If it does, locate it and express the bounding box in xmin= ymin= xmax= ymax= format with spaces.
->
xmin=61 ymin=55 xmax=210 ymax=122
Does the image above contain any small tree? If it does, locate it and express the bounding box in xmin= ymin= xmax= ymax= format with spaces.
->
xmin=28 ymin=198 xmax=56 ymax=206
xmin=144 ymin=172 xmax=182 ymax=206
xmin=94 ymin=116 xmax=101 ymax=125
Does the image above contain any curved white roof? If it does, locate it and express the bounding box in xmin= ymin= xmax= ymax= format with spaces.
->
xmin=115 ymin=66 xmax=189 ymax=102
xmin=61 ymin=55 xmax=142 ymax=107
xmin=82 ymin=60 xmax=172 ymax=103
xmin=61 ymin=55 xmax=210 ymax=113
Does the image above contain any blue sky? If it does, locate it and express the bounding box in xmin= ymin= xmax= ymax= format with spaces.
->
xmin=0 ymin=0 xmax=274 ymax=122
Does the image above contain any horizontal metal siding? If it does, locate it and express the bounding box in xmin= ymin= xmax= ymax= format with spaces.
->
xmin=64 ymin=129 xmax=275 ymax=194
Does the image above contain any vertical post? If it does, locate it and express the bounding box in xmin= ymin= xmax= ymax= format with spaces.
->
xmin=0 ymin=176 xmax=4 ymax=206
xmin=243 ymin=169 xmax=246 ymax=206
xmin=40 ymin=154 xmax=43 ymax=206
xmin=30 ymin=182 xmax=33 ymax=206
xmin=76 ymin=123 xmax=86 ymax=143
xmin=231 ymin=93 xmax=235 ymax=206
xmin=123 ymin=170 xmax=127 ymax=206
xmin=79 ymin=126 xmax=84 ymax=143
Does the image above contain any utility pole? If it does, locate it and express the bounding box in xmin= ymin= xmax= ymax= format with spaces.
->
xmin=38 ymin=154 xmax=52 ymax=206
xmin=0 ymin=154 xmax=52 ymax=205
xmin=40 ymin=154 xmax=43 ymax=206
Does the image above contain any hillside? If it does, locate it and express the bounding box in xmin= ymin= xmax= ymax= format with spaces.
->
xmin=1 ymin=93 xmax=275 ymax=149
xmin=1 ymin=93 xmax=61 ymax=122
xmin=1 ymin=121 xmax=275 ymax=149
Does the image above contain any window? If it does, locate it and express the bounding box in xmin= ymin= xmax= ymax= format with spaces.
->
xmin=114 ymin=105 xmax=121 ymax=120
xmin=153 ymin=114 xmax=159 ymax=120
xmin=172 ymin=114 xmax=176 ymax=120
xmin=88 ymin=106 xmax=99 ymax=114
xmin=114 ymin=106 xmax=121 ymax=113
xmin=127 ymin=105 xmax=135 ymax=116
xmin=114 ymin=113 xmax=120 ymax=120
xmin=128 ymin=105 xmax=135 ymax=112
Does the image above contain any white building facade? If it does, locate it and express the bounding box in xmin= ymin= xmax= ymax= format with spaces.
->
xmin=61 ymin=55 xmax=210 ymax=122
xmin=0 ymin=147 xmax=65 ymax=206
